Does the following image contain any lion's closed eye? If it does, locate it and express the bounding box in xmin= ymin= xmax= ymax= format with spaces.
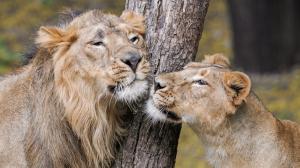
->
xmin=92 ymin=41 xmax=104 ymax=46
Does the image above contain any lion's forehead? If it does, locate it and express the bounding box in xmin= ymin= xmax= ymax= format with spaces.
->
xmin=79 ymin=24 xmax=124 ymax=38
xmin=69 ymin=10 xmax=123 ymax=30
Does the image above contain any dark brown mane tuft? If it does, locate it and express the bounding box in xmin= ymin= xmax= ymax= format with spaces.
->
xmin=22 ymin=9 xmax=82 ymax=65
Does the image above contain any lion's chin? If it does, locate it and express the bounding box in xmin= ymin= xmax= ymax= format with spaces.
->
xmin=115 ymin=80 xmax=148 ymax=102
xmin=145 ymin=99 xmax=182 ymax=123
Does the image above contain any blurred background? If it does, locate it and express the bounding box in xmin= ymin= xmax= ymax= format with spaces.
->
xmin=1 ymin=0 xmax=299 ymax=167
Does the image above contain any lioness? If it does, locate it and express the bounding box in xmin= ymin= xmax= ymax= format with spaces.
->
xmin=0 ymin=10 xmax=150 ymax=168
xmin=146 ymin=54 xmax=300 ymax=168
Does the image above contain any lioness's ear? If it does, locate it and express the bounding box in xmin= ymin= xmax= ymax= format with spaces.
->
xmin=202 ymin=53 xmax=230 ymax=68
xmin=223 ymin=71 xmax=251 ymax=106
xmin=120 ymin=10 xmax=145 ymax=35
xmin=183 ymin=62 xmax=202 ymax=69
xmin=35 ymin=26 xmax=77 ymax=50
xmin=184 ymin=54 xmax=230 ymax=69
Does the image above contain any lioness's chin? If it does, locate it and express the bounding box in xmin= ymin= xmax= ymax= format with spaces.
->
xmin=145 ymin=99 xmax=167 ymax=121
xmin=116 ymin=80 xmax=148 ymax=102
xmin=145 ymin=99 xmax=182 ymax=123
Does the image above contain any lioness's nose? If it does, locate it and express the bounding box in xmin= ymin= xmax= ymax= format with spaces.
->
xmin=154 ymin=78 xmax=166 ymax=91
xmin=121 ymin=52 xmax=141 ymax=72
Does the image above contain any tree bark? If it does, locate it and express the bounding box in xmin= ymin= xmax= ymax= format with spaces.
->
xmin=227 ymin=0 xmax=300 ymax=73
xmin=113 ymin=0 xmax=209 ymax=167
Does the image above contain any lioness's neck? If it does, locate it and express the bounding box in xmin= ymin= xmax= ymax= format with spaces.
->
xmin=190 ymin=92 xmax=281 ymax=167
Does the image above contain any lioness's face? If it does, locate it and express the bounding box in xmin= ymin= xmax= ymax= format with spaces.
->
xmin=146 ymin=55 xmax=251 ymax=127
xmin=37 ymin=10 xmax=150 ymax=102
xmin=146 ymin=65 xmax=230 ymax=124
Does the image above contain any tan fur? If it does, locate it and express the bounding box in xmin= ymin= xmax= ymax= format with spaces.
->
xmin=146 ymin=54 xmax=300 ymax=168
xmin=0 ymin=10 xmax=150 ymax=168
xmin=120 ymin=10 xmax=145 ymax=34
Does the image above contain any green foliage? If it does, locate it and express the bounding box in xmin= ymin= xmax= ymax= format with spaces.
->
xmin=196 ymin=0 xmax=232 ymax=61
xmin=0 ymin=38 xmax=20 ymax=73
xmin=253 ymin=70 xmax=300 ymax=122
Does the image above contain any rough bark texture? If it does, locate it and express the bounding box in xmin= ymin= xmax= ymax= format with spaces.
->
xmin=227 ymin=0 xmax=300 ymax=73
xmin=113 ymin=0 xmax=209 ymax=167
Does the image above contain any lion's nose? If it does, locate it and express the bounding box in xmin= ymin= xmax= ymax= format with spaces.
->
xmin=121 ymin=52 xmax=142 ymax=72
xmin=154 ymin=78 xmax=166 ymax=91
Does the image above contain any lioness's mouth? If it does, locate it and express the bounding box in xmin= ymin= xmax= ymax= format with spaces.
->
xmin=161 ymin=109 xmax=181 ymax=121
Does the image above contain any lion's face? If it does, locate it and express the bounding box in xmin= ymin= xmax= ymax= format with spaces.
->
xmin=36 ymin=10 xmax=150 ymax=102
xmin=67 ymin=14 xmax=149 ymax=101
xmin=146 ymin=54 xmax=251 ymax=128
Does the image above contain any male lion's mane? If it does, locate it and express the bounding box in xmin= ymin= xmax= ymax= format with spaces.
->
xmin=21 ymin=11 xmax=125 ymax=168
xmin=24 ymin=45 xmax=124 ymax=168
xmin=0 ymin=9 xmax=147 ymax=167
xmin=22 ymin=10 xmax=82 ymax=65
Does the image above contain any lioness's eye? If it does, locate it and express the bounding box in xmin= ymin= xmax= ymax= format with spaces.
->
xmin=129 ymin=35 xmax=139 ymax=44
xmin=195 ymin=79 xmax=208 ymax=85
xmin=92 ymin=41 xmax=104 ymax=46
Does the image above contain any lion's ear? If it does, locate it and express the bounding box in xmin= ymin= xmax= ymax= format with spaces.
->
xmin=223 ymin=71 xmax=251 ymax=106
xmin=202 ymin=53 xmax=230 ymax=68
xmin=120 ymin=10 xmax=145 ymax=35
xmin=35 ymin=26 xmax=77 ymax=50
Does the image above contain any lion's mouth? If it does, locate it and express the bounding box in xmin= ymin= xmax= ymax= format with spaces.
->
xmin=108 ymin=85 xmax=117 ymax=93
xmin=109 ymin=79 xmax=148 ymax=102
xmin=161 ymin=109 xmax=181 ymax=121
xmin=108 ymin=79 xmax=139 ymax=93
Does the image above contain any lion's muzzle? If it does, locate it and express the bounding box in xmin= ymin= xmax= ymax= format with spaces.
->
xmin=120 ymin=51 xmax=141 ymax=72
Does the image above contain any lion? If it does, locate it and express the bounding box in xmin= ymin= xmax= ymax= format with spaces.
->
xmin=146 ymin=54 xmax=300 ymax=168
xmin=0 ymin=9 xmax=150 ymax=168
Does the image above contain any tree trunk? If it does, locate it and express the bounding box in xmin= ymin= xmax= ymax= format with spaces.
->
xmin=113 ymin=0 xmax=209 ymax=167
xmin=227 ymin=0 xmax=300 ymax=73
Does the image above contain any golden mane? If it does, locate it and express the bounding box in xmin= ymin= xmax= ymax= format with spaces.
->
xmin=24 ymin=46 xmax=124 ymax=167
